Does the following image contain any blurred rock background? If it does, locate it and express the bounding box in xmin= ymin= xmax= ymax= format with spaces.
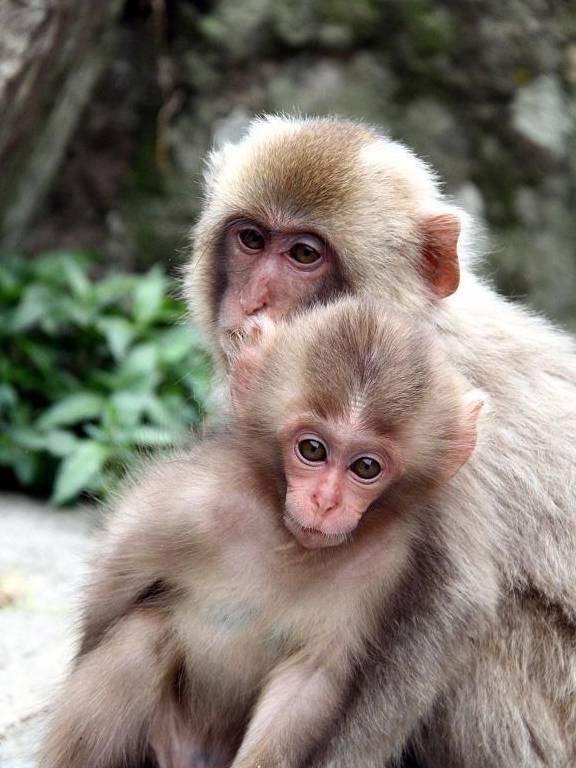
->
xmin=1 ymin=0 xmax=575 ymax=326
xmin=1 ymin=0 xmax=575 ymax=324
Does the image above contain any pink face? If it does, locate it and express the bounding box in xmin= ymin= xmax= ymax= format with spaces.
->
xmin=281 ymin=421 xmax=401 ymax=550
xmin=218 ymin=220 xmax=336 ymax=344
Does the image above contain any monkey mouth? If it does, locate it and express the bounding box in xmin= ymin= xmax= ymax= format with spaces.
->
xmin=283 ymin=514 xmax=348 ymax=550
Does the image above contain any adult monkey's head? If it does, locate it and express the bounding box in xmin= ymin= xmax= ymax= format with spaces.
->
xmin=186 ymin=115 xmax=468 ymax=364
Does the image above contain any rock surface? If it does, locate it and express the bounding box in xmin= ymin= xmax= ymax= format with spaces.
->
xmin=0 ymin=0 xmax=124 ymax=252
xmin=3 ymin=0 xmax=576 ymax=328
xmin=0 ymin=495 xmax=97 ymax=767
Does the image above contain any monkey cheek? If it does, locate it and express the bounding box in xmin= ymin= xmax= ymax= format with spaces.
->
xmin=218 ymin=300 xmax=243 ymax=338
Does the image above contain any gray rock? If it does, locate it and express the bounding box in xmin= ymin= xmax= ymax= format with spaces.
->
xmin=213 ymin=108 xmax=253 ymax=148
xmin=0 ymin=496 xmax=98 ymax=767
xmin=455 ymin=183 xmax=486 ymax=221
xmin=267 ymin=55 xmax=397 ymax=125
xmin=511 ymin=75 xmax=573 ymax=157
xmin=4 ymin=0 xmax=575 ymax=329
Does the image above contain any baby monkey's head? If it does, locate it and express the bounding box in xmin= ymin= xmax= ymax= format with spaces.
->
xmin=231 ymin=298 xmax=484 ymax=550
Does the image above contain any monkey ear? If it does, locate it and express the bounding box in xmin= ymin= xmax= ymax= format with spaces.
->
xmin=444 ymin=389 xmax=487 ymax=480
xmin=420 ymin=212 xmax=461 ymax=299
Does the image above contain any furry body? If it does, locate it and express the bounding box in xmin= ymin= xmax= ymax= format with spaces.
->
xmin=39 ymin=302 xmax=495 ymax=768
xmin=185 ymin=116 xmax=576 ymax=767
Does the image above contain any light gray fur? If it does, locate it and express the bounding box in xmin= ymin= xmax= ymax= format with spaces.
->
xmin=38 ymin=301 xmax=498 ymax=768
xmin=186 ymin=116 xmax=576 ymax=768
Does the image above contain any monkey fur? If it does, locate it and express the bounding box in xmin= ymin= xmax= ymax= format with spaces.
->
xmin=39 ymin=299 xmax=493 ymax=768
xmin=184 ymin=116 xmax=576 ymax=767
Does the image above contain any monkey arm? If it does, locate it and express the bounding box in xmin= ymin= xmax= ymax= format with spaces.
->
xmin=231 ymin=649 xmax=350 ymax=768
xmin=308 ymin=621 xmax=463 ymax=768
xmin=78 ymin=452 xmax=220 ymax=656
xmin=39 ymin=608 xmax=176 ymax=768
xmin=77 ymin=537 xmax=174 ymax=657
xmin=307 ymin=536 xmax=496 ymax=768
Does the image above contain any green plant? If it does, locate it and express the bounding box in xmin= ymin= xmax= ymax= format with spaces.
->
xmin=0 ymin=251 xmax=212 ymax=504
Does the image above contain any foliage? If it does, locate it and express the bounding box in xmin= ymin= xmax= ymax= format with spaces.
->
xmin=0 ymin=251 xmax=212 ymax=505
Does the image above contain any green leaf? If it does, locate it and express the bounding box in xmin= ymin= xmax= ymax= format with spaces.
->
xmin=10 ymin=427 xmax=78 ymax=457
xmin=188 ymin=361 xmax=214 ymax=402
xmin=52 ymin=440 xmax=109 ymax=504
xmin=0 ymin=252 xmax=213 ymax=500
xmin=97 ymin=317 xmax=136 ymax=360
xmin=117 ymin=344 xmax=160 ymax=391
xmin=144 ymin=395 xmax=181 ymax=428
xmin=133 ymin=268 xmax=166 ymax=326
xmin=38 ymin=392 xmax=105 ymax=429
xmin=132 ymin=425 xmax=183 ymax=447
xmin=84 ymin=424 xmax=107 ymax=442
xmin=54 ymin=296 xmax=94 ymax=328
xmin=32 ymin=250 xmax=92 ymax=284
xmin=107 ymin=391 xmax=150 ymax=428
xmin=0 ymin=260 xmax=24 ymax=299
xmin=12 ymin=451 xmax=40 ymax=486
xmin=0 ymin=384 xmax=17 ymax=409
xmin=18 ymin=337 xmax=56 ymax=371
xmin=93 ymin=274 xmax=136 ymax=306
xmin=11 ymin=429 xmax=47 ymax=451
xmin=42 ymin=429 xmax=79 ymax=457
xmin=156 ymin=326 xmax=196 ymax=365
xmin=62 ymin=258 xmax=90 ymax=298
xmin=11 ymin=285 xmax=54 ymax=331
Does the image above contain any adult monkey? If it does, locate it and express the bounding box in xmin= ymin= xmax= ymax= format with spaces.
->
xmin=186 ymin=116 xmax=576 ymax=767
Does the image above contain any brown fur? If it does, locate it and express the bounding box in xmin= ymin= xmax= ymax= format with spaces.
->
xmin=185 ymin=115 xmax=576 ymax=767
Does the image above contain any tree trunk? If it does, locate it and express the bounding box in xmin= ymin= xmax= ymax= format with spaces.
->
xmin=0 ymin=0 xmax=123 ymax=252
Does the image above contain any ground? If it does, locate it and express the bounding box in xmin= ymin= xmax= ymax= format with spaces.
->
xmin=0 ymin=495 xmax=97 ymax=767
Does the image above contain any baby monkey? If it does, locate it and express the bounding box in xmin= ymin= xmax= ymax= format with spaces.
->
xmin=39 ymin=298 xmax=492 ymax=768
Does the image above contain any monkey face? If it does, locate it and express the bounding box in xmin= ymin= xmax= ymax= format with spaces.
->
xmin=281 ymin=421 xmax=400 ymax=550
xmin=229 ymin=298 xmax=482 ymax=552
xmin=217 ymin=218 xmax=340 ymax=348
xmin=188 ymin=117 xmax=464 ymax=365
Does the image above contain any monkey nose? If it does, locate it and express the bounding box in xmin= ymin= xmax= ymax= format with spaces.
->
xmin=312 ymin=493 xmax=338 ymax=516
xmin=240 ymin=292 xmax=267 ymax=316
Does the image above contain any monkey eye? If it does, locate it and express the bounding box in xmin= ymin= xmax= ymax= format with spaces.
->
xmin=296 ymin=438 xmax=328 ymax=464
xmin=349 ymin=457 xmax=382 ymax=481
xmin=238 ymin=228 xmax=265 ymax=251
xmin=288 ymin=242 xmax=321 ymax=266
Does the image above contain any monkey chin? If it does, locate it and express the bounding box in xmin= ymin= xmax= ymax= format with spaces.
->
xmin=283 ymin=513 xmax=349 ymax=550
